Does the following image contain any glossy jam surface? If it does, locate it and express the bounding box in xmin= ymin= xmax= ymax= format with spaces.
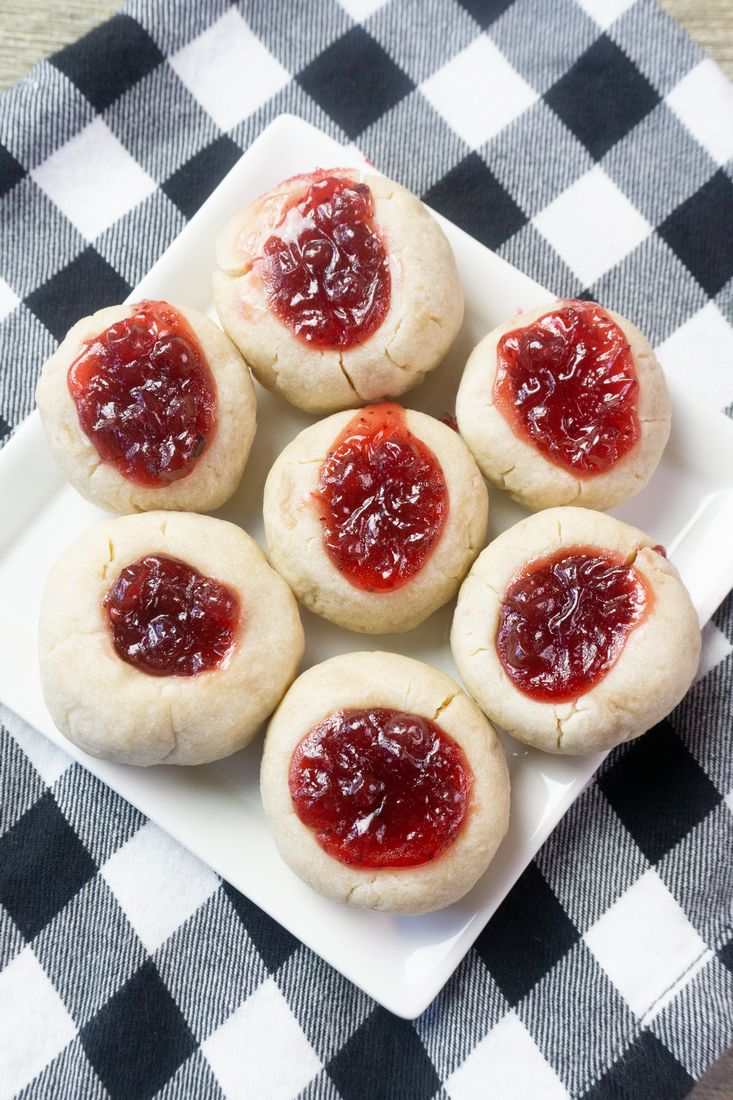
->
xmin=494 ymin=300 xmax=639 ymax=476
xmin=313 ymin=403 xmax=448 ymax=592
xmin=289 ymin=707 xmax=473 ymax=868
xmin=104 ymin=555 xmax=240 ymax=677
xmin=67 ymin=300 xmax=216 ymax=487
xmin=257 ymin=174 xmax=390 ymax=349
xmin=496 ymin=547 xmax=649 ymax=702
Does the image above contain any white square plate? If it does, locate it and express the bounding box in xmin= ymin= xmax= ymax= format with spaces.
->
xmin=1 ymin=115 xmax=732 ymax=1019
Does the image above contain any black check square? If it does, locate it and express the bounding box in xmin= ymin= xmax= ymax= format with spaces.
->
xmin=223 ymin=880 xmax=299 ymax=973
xmin=25 ymin=247 xmax=131 ymax=342
xmin=297 ymin=26 xmax=414 ymax=139
xmin=719 ymin=938 xmax=733 ymax=977
xmin=457 ymin=0 xmax=515 ymax=28
xmin=658 ymin=170 xmax=733 ymax=298
xmin=423 ymin=152 xmax=526 ymax=250
xmin=475 ymin=862 xmax=579 ymax=1005
xmin=0 ymin=143 xmax=25 ymax=198
xmin=80 ymin=958 xmax=196 ymax=1100
xmin=51 ymin=14 xmax=165 ymax=113
xmin=582 ymin=1030 xmax=695 ymax=1100
xmin=327 ymin=1007 xmax=440 ymax=1100
xmin=162 ymin=135 xmax=242 ymax=219
xmin=545 ymin=34 xmax=659 ymax=160
xmin=598 ymin=719 xmax=721 ymax=865
xmin=0 ymin=790 xmax=96 ymax=940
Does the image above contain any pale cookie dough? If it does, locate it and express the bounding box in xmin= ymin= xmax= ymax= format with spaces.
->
xmin=39 ymin=512 xmax=304 ymax=766
xmin=213 ymin=169 xmax=464 ymax=414
xmin=456 ymin=302 xmax=671 ymax=511
xmin=263 ymin=406 xmax=488 ymax=633
xmin=36 ymin=303 xmax=257 ymax=514
xmin=451 ymin=507 xmax=700 ymax=754
xmin=260 ymin=652 xmax=510 ymax=915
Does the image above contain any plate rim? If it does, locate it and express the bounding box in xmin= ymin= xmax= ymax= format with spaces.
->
xmin=2 ymin=111 xmax=733 ymax=1019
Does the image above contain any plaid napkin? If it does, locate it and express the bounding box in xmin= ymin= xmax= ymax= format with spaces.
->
xmin=1 ymin=1 xmax=733 ymax=1097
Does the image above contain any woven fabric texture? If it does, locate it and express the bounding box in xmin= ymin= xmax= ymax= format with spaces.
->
xmin=1 ymin=1 xmax=733 ymax=1097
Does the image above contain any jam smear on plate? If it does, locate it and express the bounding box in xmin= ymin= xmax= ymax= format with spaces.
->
xmin=67 ymin=300 xmax=216 ymax=487
xmin=496 ymin=546 xmax=650 ymax=702
xmin=289 ymin=707 xmax=473 ymax=868
xmin=313 ymin=403 xmax=448 ymax=592
xmin=257 ymin=173 xmax=390 ymax=349
xmin=494 ymin=300 xmax=640 ymax=476
xmin=104 ymin=554 xmax=240 ymax=677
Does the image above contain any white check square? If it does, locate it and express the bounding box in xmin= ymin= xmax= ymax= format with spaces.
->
xmin=575 ymin=0 xmax=635 ymax=29
xmin=0 ymin=947 xmax=76 ymax=1097
xmin=170 ymin=9 xmax=290 ymax=132
xmin=4 ymin=709 xmax=70 ymax=787
xmin=533 ymin=165 xmax=650 ymax=287
xmin=31 ymin=118 xmax=156 ymax=242
xmin=203 ymin=976 xmax=322 ymax=1100
xmin=657 ymin=302 xmax=733 ymax=412
xmin=667 ymin=60 xmax=733 ymax=167
xmin=584 ymin=869 xmax=707 ymax=1019
xmin=338 ymin=0 xmax=389 ymax=18
xmin=0 ymin=277 xmax=19 ymax=325
xmin=446 ymin=1011 xmax=569 ymax=1100
xmin=102 ymin=821 xmax=219 ymax=954
xmin=421 ymin=35 xmax=538 ymax=149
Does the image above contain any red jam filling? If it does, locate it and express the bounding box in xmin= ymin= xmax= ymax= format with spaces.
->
xmin=494 ymin=300 xmax=640 ymax=476
xmin=104 ymin=555 xmax=240 ymax=677
xmin=67 ymin=300 xmax=217 ymax=487
xmin=256 ymin=173 xmax=390 ymax=350
xmin=288 ymin=707 xmax=473 ymax=868
xmin=496 ymin=546 xmax=650 ymax=703
xmin=313 ymin=403 xmax=448 ymax=593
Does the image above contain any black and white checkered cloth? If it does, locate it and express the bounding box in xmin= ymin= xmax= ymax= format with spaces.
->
xmin=1 ymin=1 xmax=732 ymax=1096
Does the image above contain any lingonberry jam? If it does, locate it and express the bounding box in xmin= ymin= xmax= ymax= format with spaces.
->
xmin=313 ymin=403 xmax=448 ymax=592
xmin=289 ymin=707 xmax=473 ymax=868
xmin=494 ymin=300 xmax=640 ymax=476
xmin=67 ymin=300 xmax=216 ymax=487
xmin=256 ymin=173 xmax=390 ymax=349
xmin=104 ymin=555 xmax=240 ymax=677
xmin=496 ymin=546 xmax=650 ymax=702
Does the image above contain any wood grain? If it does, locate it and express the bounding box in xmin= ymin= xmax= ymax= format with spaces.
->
xmin=0 ymin=0 xmax=732 ymax=89
xmin=0 ymin=2 xmax=730 ymax=1099
xmin=660 ymin=0 xmax=733 ymax=76
xmin=0 ymin=0 xmax=120 ymax=91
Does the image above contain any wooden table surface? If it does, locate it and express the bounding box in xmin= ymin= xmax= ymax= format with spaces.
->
xmin=0 ymin=3 xmax=730 ymax=1098
xmin=0 ymin=0 xmax=732 ymax=87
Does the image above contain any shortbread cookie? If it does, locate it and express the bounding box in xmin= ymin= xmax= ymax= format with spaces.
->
xmin=451 ymin=507 xmax=700 ymax=754
xmin=213 ymin=168 xmax=464 ymax=414
xmin=39 ymin=512 xmax=303 ymax=765
xmin=36 ymin=300 xmax=256 ymax=513
xmin=456 ymin=300 xmax=670 ymax=511
xmin=260 ymin=652 xmax=510 ymax=915
xmin=264 ymin=403 xmax=488 ymax=633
